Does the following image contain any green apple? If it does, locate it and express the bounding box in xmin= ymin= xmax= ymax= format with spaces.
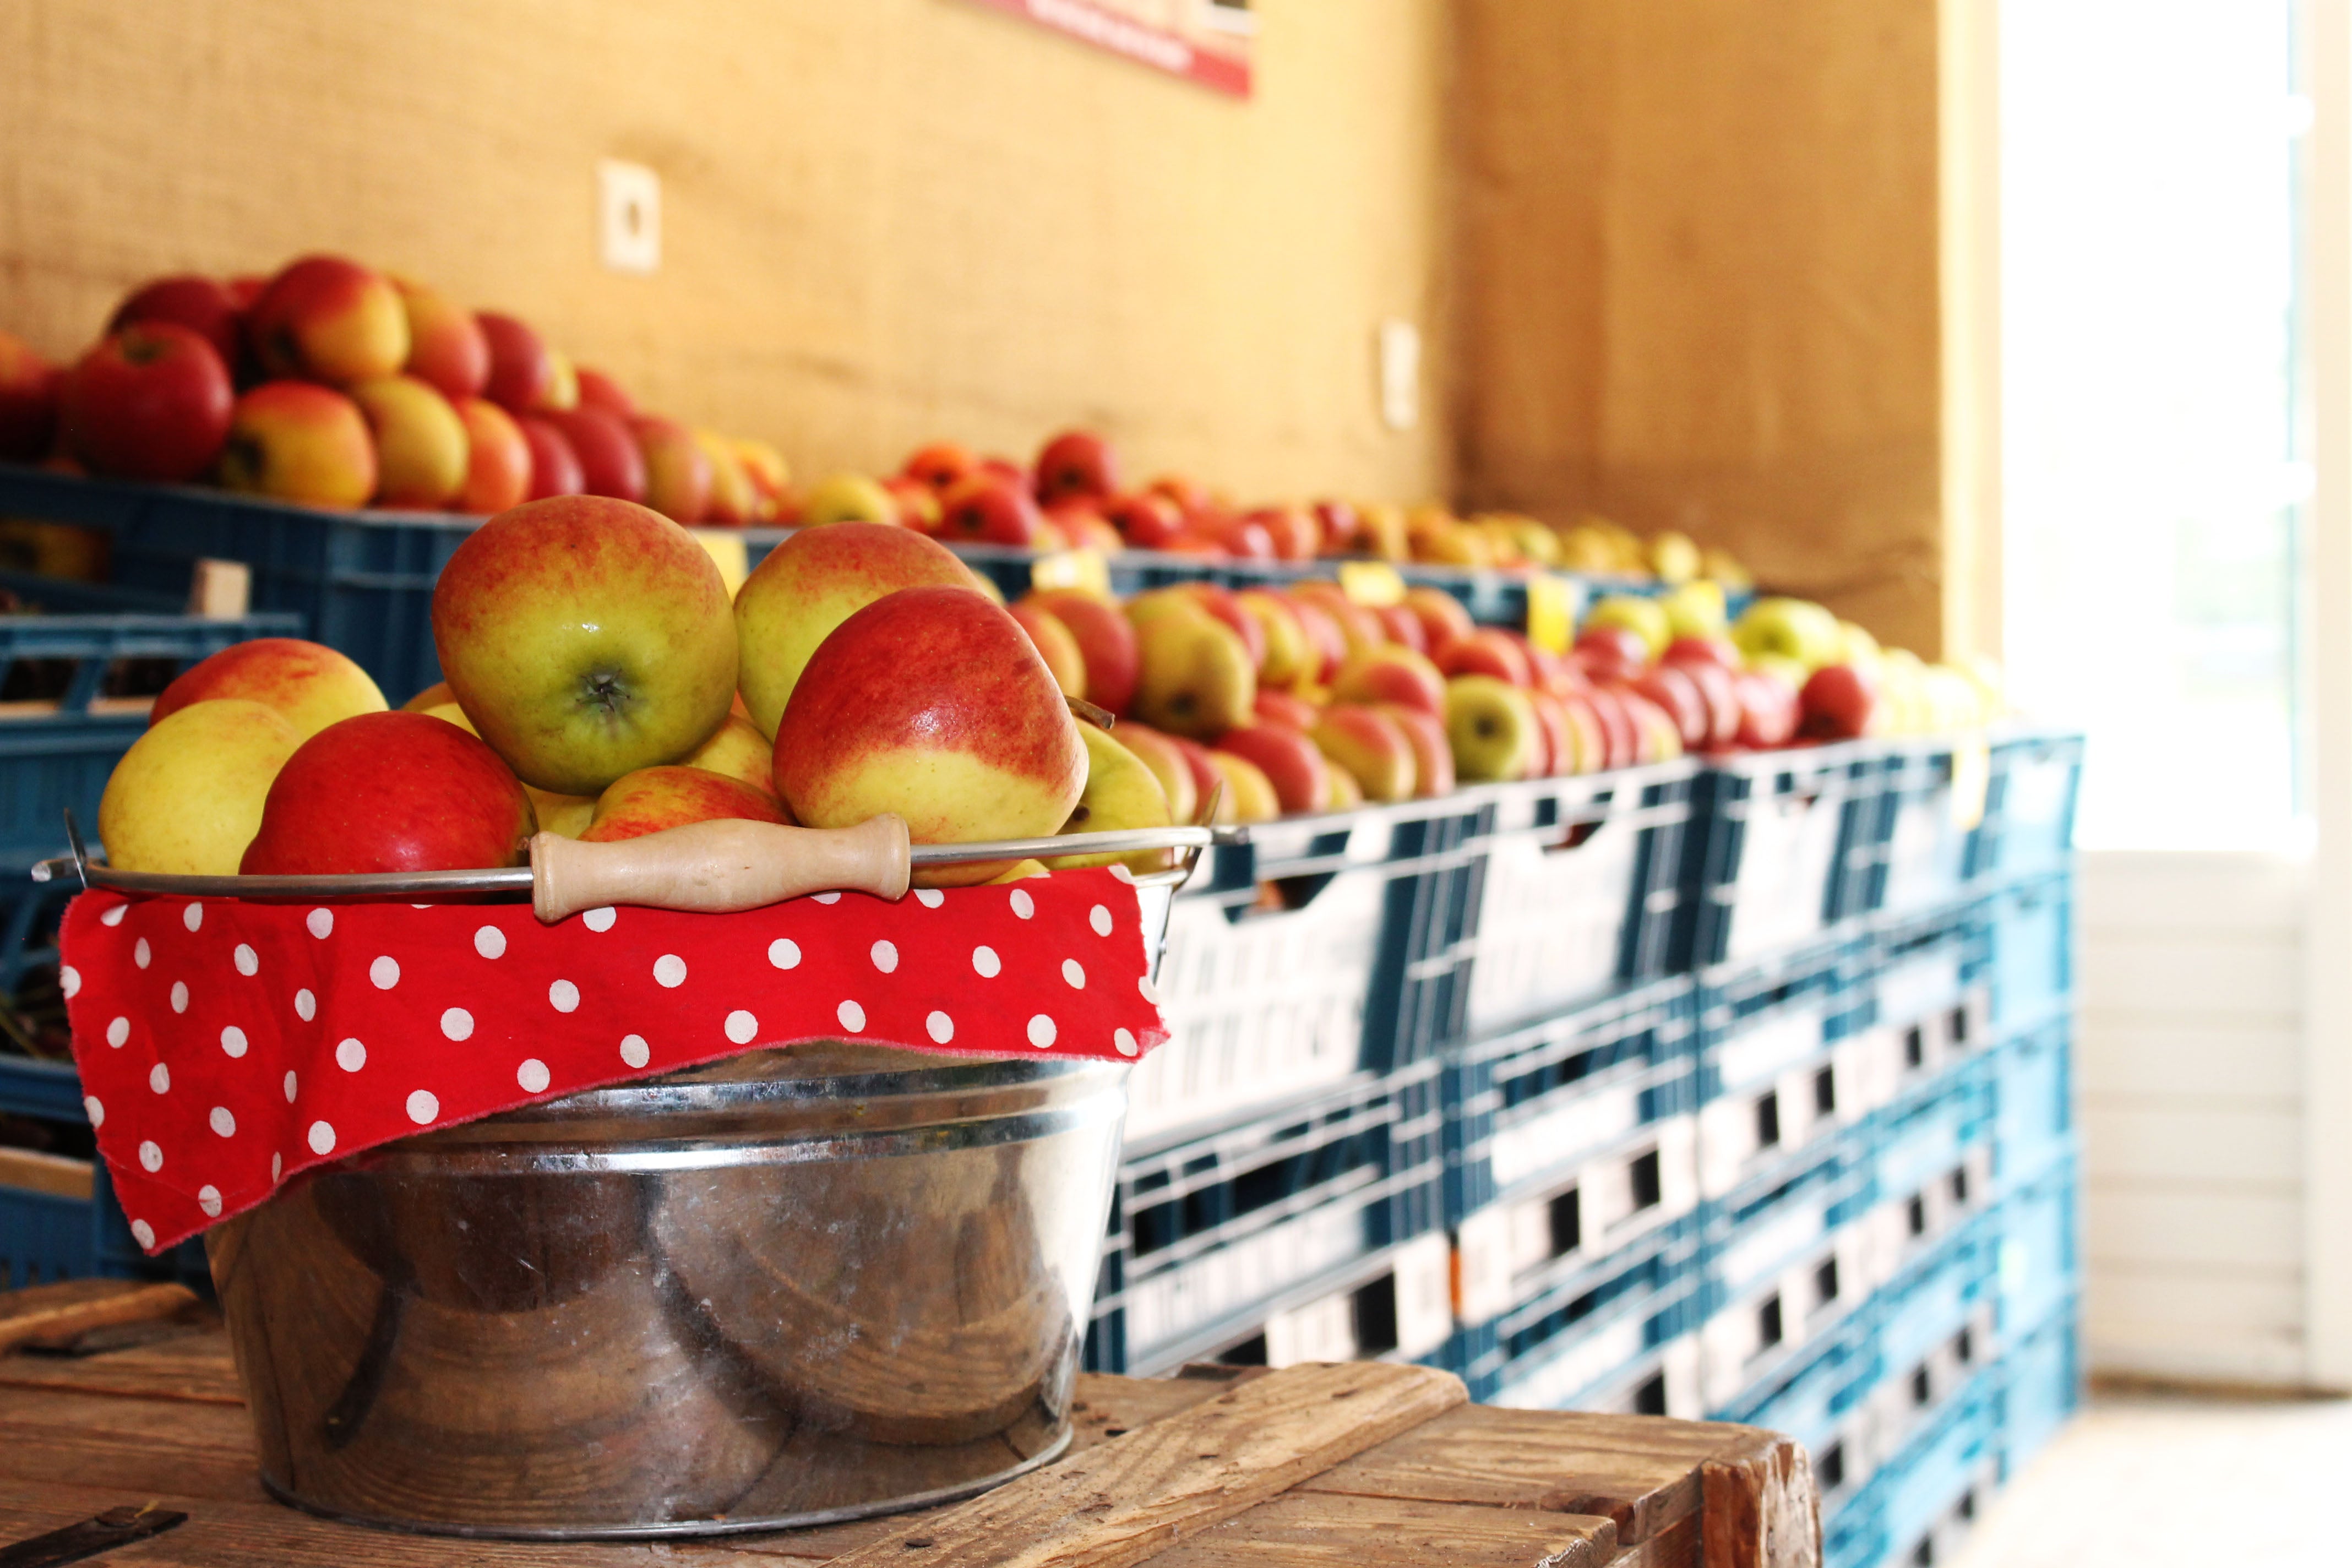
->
xmin=1444 ymin=674 xmax=1540 ymax=783
xmin=1131 ymin=607 xmax=1256 ymax=738
xmin=1733 ymin=596 xmax=1845 ymax=670
xmin=1659 ymin=579 xmax=1730 ymax=641
xmin=431 ymin=494 xmax=738 ymax=796
xmin=1047 ymin=724 xmax=1176 ymax=873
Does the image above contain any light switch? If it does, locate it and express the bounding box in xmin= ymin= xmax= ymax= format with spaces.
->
xmin=598 ymin=160 xmax=661 ymax=275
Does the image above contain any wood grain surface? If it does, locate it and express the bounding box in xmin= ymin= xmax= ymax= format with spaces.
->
xmin=0 ymin=1278 xmax=195 ymax=1353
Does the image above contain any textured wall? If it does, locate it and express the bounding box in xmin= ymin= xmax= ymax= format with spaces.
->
xmin=0 ymin=0 xmax=1453 ymax=503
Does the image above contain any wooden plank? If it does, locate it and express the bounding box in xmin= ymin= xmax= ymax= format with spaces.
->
xmin=0 ymin=1146 xmax=92 ymax=1200
xmin=1605 ymin=1511 xmax=1700 ymax=1567
xmin=0 ymin=1280 xmax=195 ymax=1353
xmin=0 ymin=1334 xmax=247 ymax=1405
xmin=1150 ymin=1493 xmax=1618 ymax=1567
xmin=1698 ymin=1429 xmax=1817 ymax=1568
xmin=825 ymin=1362 xmax=1467 ymax=1568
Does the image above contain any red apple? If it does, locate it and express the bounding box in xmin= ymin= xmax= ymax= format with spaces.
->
xmin=542 ymin=406 xmax=646 ymax=502
xmin=1581 ymin=684 xmax=1640 ymax=770
xmin=1216 ymin=513 xmax=1278 ymax=560
xmin=575 ymin=366 xmax=637 ymax=420
xmin=1403 ymin=586 xmax=1476 ymax=654
xmin=1437 ymin=628 xmax=1534 ymax=688
xmin=239 ymin=710 xmax=535 ymax=873
xmin=1615 ymin=688 xmax=1675 ymax=764
xmin=1009 ymin=601 xmax=1087 ymax=698
xmin=1378 ymin=703 xmax=1456 ymax=798
xmin=937 ymin=473 xmax=1046 ymax=546
xmin=1287 ymin=597 xmax=1349 ymax=685
xmin=516 ymin=416 xmax=585 ymax=500
xmin=1313 ymin=499 xmax=1360 ymax=553
xmin=1034 ymin=429 xmax=1119 ymax=506
xmin=1214 ymin=721 xmax=1332 ymax=816
xmin=1246 ymin=504 xmax=1321 ymax=562
xmin=394 ymin=280 xmax=490 ymax=402
xmin=883 ymin=475 xmax=942 ymax=532
xmin=1736 ymin=669 xmax=1803 ymax=749
xmin=1332 ymin=645 xmax=1446 ymax=717
xmin=151 ymin=636 xmax=388 ymax=739
xmin=580 ymin=764 xmax=788 ymax=842
xmin=1551 ymin=690 xmax=1608 ymax=774
xmin=903 ymin=440 xmax=979 ymax=492
xmin=1148 ymin=728 xmax=1224 ymax=813
xmin=1664 ymin=635 xmax=1741 ymax=671
xmin=1669 ymin=655 xmax=1743 ymax=750
xmin=1148 ymin=473 xmax=1212 ymax=518
xmin=454 ymin=397 xmax=531 ymax=514
xmin=1800 ymin=663 xmax=1883 ymax=740
xmin=1030 ymin=590 xmax=1140 ymax=715
xmin=1254 ymin=689 xmax=1322 ymax=730
xmin=1574 ymin=625 xmax=1652 ymax=684
xmin=60 ymin=323 xmax=234 ymax=481
xmin=1311 ymin=704 xmax=1417 ymax=802
xmin=0 ymin=332 xmax=61 ymax=463
xmin=1106 ymin=492 xmax=1184 ymax=549
xmin=1174 ymin=584 xmax=1269 ymax=668
xmin=246 ymin=255 xmax=409 ymax=385
xmin=1373 ymin=605 xmax=1429 ymax=655
xmin=108 ymin=276 xmax=244 ymax=372
xmin=633 ymin=415 xmax=712 ymax=523
xmin=1632 ymin=664 xmax=1710 ymax=749
xmin=477 ymin=311 xmax=554 ymax=413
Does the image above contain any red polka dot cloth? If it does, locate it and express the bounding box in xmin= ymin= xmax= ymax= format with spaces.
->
xmin=59 ymin=868 xmax=1168 ymax=1255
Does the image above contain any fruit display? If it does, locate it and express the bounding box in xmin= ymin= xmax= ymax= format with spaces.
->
xmin=0 ymin=262 xmax=790 ymax=521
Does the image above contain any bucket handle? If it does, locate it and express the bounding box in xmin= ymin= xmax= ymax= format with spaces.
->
xmin=531 ymin=815 xmax=914 ymax=922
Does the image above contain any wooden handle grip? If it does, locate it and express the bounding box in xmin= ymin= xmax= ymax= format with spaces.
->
xmin=530 ymin=815 xmax=912 ymax=923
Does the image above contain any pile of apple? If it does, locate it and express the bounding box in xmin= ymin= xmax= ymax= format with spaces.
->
xmin=0 ymin=256 xmax=791 ymax=523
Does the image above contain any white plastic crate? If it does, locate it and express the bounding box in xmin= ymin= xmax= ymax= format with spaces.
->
xmin=1700 ymin=1215 xmax=1873 ymax=1411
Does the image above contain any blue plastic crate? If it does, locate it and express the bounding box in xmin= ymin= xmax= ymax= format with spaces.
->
xmin=1869 ymin=1375 xmax=1999 ymax=1568
xmin=1106 ymin=1060 xmax=1445 ymax=1372
xmin=1973 ymin=730 xmax=2083 ymax=881
xmin=1868 ymin=742 xmax=1979 ymax=917
xmin=1722 ymin=1313 xmax=1881 ymax=1520
xmin=1128 ymin=796 xmax=1482 ymax=1147
xmin=1996 ymin=1152 xmax=2079 ymax=1338
xmin=1871 ymin=1215 xmax=1998 ymax=1400
xmin=1455 ymin=1219 xmax=1703 ymax=1410
xmin=1698 ymin=1136 xmax=1878 ymax=1411
xmin=1442 ymin=974 xmax=1696 ymax=1224
xmin=1988 ymin=873 xmax=2072 ymax=1029
xmin=1994 ymin=1014 xmax=2073 ymax=1194
xmin=1680 ymin=743 xmax=1882 ymax=968
xmin=0 ymin=1152 xmax=210 ymax=1289
xmin=1998 ymin=1294 xmax=2081 ymax=1478
xmin=1852 ymin=904 xmax=1992 ymax=1100
xmin=1457 ymin=761 xmax=1695 ymax=1035
xmin=1872 ymin=1055 xmax=1995 ymax=1216
xmin=1696 ymin=936 xmax=1862 ymax=1202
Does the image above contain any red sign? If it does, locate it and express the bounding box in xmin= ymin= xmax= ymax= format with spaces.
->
xmin=960 ymin=0 xmax=1254 ymax=98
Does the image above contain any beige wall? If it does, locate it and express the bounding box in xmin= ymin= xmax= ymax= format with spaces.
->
xmin=1450 ymin=0 xmax=1951 ymax=655
xmin=0 ymin=0 xmax=1452 ymax=503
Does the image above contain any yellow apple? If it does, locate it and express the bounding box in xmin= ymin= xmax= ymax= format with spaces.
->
xmin=1207 ymin=751 xmax=1281 ymax=824
xmin=1131 ymin=608 xmax=1256 ymax=738
xmin=99 ymin=699 xmax=302 ymax=873
xmin=682 ymin=713 xmax=778 ymax=796
xmin=1047 ymin=723 xmax=1175 ymax=873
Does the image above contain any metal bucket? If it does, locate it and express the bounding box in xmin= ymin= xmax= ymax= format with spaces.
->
xmin=206 ymin=1041 xmax=1129 ymax=1538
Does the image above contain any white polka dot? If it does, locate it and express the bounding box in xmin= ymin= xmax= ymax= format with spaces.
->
xmin=1139 ymin=974 xmax=1159 ymax=1004
xmin=234 ymin=943 xmax=258 ymax=976
xmin=83 ymin=1095 xmax=102 ymax=1126
xmin=138 ymin=1140 xmax=162 ymax=1172
xmin=583 ymin=906 xmax=617 ymax=932
xmin=405 ymin=1090 xmax=438 ymax=1125
xmin=474 ymin=925 xmax=507 ymax=959
xmin=1027 ymin=1014 xmax=1058 ymax=1049
xmin=169 ymin=981 xmax=188 ymax=1013
xmin=654 ymin=954 xmax=687 ymax=988
xmin=130 ymin=1219 xmax=154 ymax=1249
xmin=1063 ymin=959 xmax=1086 ymax=989
xmin=282 ymin=1070 xmax=297 ymax=1103
xmin=220 ymin=1025 xmax=247 ymax=1058
xmin=837 ymin=999 xmax=867 ymax=1033
xmin=307 ymin=908 xmax=334 ymax=938
xmin=271 ymin=1152 xmax=282 ymax=1182
xmin=1091 ymin=904 xmax=1114 ymax=937
xmin=410 ymin=903 xmax=431 ymax=911
xmin=548 ymin=979 xmax=580 ymax=1012
xmin=148 ymin=1063 xmax=170 ymax=1093
xmin=927 ymin=1010 xmax=955 ymax=1044
xmin=101 ymin=903 xmax=126 ymax=927
xmin=59 ymin=965 xmax=79 ymax=999
xmin=725 ymin=1011 xmax=758 ymax=1044
xmin=973 ymin=945 xmax=1001 ymax=978
xmin=870 ymin=940 xmax=899 ymax=973
xmin=198 ymin=1186 xmax=222 ymax=1219
xmin=1010 ymin=888 xmax=1035 ymax=919
xmin=812 ymin=891 xmax=841 ymax=905
xmin=106 ymin=1016 xmax=128 ymax=1048
xmin=768 ymin=938 xmax=801 ymax=970
xmin=295 ymin=989 xmax=315 ymax=1021
xmin=209 ymin=1105 xmax=235 ymax=1137
xmin=915 ymin=888 xmax=945 ymax=908
xmin=517 ymin=1058 xmax=551 ymax=1093
xmin=370 ymin=955 xmax=399 ymax=989
xmin=440 ymin=1008 xmax=473 ymax=1041
xmin=336 ymin=1038 xmax=366 ymax=1072
xmin=1115 ymin=1027 xmax=1139 ymax=1057
xmin=621 ymin=1033 xmax=651 ymax=1068
xmin=134 ymin=938 xmax=150 ymax=969
xmin=183 ymin=902 xmax=203 ymax=932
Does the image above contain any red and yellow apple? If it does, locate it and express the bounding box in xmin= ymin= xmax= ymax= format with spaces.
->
xmin=247 ymin=255 xmax=409 ymax=385
xmin=1112 ymin=722 xmax=1201 ymax=824
xmin=1009 ymin=601 xmax=1087 ymax=699
xmin=350 ymin=373 xmax=468 ymax=509
xmin=1130 ymin=605 xmax=1256 ymax=738
xmin=1048 ymin=723 xmax=1175 ymax=873
xmin=151 ymin=637 xmax=388 ymax=741
xmin=454 ymin=397 xmax=531 ymax=514
xmin=633 ymin=416 xmax=711 ymax=523
xmin=580 ymin=764 xmax=788 ymax=842
xmin=395 ymin=279 xmax=489 ymax=402
xmin=1332 ymin=645 xmax=1445 ymax=717
xmin=215 ymin=381 xmax=377 ymax=507
xmin=239 ymin=710 xmax=535 ymax=873
xmin=799 ymin=471 xmax=899 ymax=526
xmin=1312 ymin=704 xmax=1416 ymax=803
xmin=1215 ymin=721 xmax=1331 ymax=815
xmin=99 ymin=699 xmax=302 ymax=874
xmin=1379 ymin=704 xmax=1455 ymax=798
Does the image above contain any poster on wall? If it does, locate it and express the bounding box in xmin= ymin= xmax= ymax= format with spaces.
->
xmin=957 ymin=0 xmax=1255 ymax=98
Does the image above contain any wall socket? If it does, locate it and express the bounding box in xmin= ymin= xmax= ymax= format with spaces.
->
xmin=598 ymin=159 xmax=661 ymax=275
xmin=1378 ymin=318 xmax=1421 ymax=431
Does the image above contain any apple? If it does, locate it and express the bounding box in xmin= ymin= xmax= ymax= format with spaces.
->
xmin=1229 ymin=590 xmax=1309 ymax=689
xmin=1029 ymin=590 xmax=1140 ymax=715
xmin=1046 ymin=497 xmax=1121 ymax=554
xmin=1326 ymin=766 xmax=1364 ymax=809
xmin=1111 ymin=722 xmax=1200 ymax=824
xmin=215 ymin=381 xmax=377 ymax=507
xmin=579 ymin=765 xmax=789 ymax=842
xmin=476 ymin=311 xmax=555 ymax=413
xmin=774 ymin=585 xmax=1084 ymax=884
xmin=393 ymin=280 xmax=489 ymax=402
xmin=1375 ymin=703 xmax=1454 ymax=798
xmin=735 ymin=520 xmax=979 ymax=737
xmin=903 ymin=440 xmax=979 ymax=492
xmin=1374 ymin=605 xmax=1428 ymax=655
xmin=1581 ymin=684 xmax=1639 ymax=770
xmin=1215 ymin=513 xmax=1277 ymax=560
xmin=1332 ymin=645 xmax=1446 ymax=718
xmin=350 ymin=374 xmax=468 ymax=509
xmin=886 ymin=475 xmax=944 ymax=532
xmin=433 ymin=494 xmax=738 ymax=795
xmin=801 ymin=471 xmax=899 ymax=526
xmin=575 ymin=366 xmax=637 ymax=420
xmin=678 ymin=714 xmax=781 ymax=798
xmin=1800 ymin=663 xmax=1883 ymax=741
xmin=1313 ymin=704 xmax=1415 ymax=802
xmin=239 ymin=711 xmax=535 ymax=873
xmin=1034 ymin=430 xmax=1119 ymax=506
xmin=734 ymin=438 xmax=791 ymax=519
xmin=695 ymin=431 xmax=757 ymax=525
xmin=1245 ymin=504 xmax=1321 ymax=562
xmin=1618 ymin=688 xmax=1684 ymax=762
xmin=526 ymin=785 xmax=598 ymax=838
xmin=1526 ymin=690 xmax=1576 ymax=776
xmin=1550 ymin=690 xmax=1608 ymax=774
xmin=401 ymin=682 xmax=453 ymax=712
xmin=1130 ymin=606 xmax=1256 ymax=738
xmin=1047 ymin=723 xmax=1175 ymax=873
xmin=1403 ymin=586 xmax=1474 ymax=654
xmin=1162 ymin=731 xmax=1227 ymax=812
xmin=1146 ymin=473 xmax=1211 ymax=517
xmin=1664 ymin=634 xmax=1741 ymax=671
xmin=1445 ymin=674 xmax=1540 ymax=783
xmin=1659 ymin=578 xmax=1730 ymax=641
xmin=1009 ymin=601 xmax=1087 ymax=698
xmin=1285 ymin=596 xmax=1348 ymax=685
xmin=1254 ymin=689 xmax=1322 ymax=730
xmin=109 ymin=276 xmax=244 ymax=372
xmin=99 ymin=699 xmax=302 ymax=874
xmin=245 ymin=255 xmax=409 ymax=385
xmin=1151 ymin=584 xmax=1266 ymax=668
xmin=1734 ymin=596 xmax=1846 ymax=669
xmin=633 ymin=415 xmax=712 ymax=523
xmin=516 ymin=415 xmax=585 ymax=500
xmin=1438 ymin=627 xmax=1534 ymax=688
xmin=1572 ymin=624 xmax=1651 ymax=684
xmin=937 ymin=473 xmax=1046 ymax=545
xmin=1217 ymin=722 xmax=1331 ymax=815
xmin=1291 ymin=584 xmax=1391 ymax=660
xmin=0 ymin=332 xmax=59 ymax=461
xmin=1206 ymin=750 xmax=1280 ymax=825
xmin=454 ymin=396 xmax=531 ymax=514
xmin=541 ymin=407 xmax=645 ymax=502
xmin=1106 ymin=493 xmax=1184 ymax=549
xmin=1583 ymin=594 xmax=1672 ymax=659
xmin=1632 ymin=664 xmax=1710 ymax=749
xmin=1666 ymin=655 xmax=1742 ymax=750
xmin=1735 ymin=669 xmax=1801 ymax=749
xmin=539 ymin=349 xmax=580 ymax=411
xmin=60 ymin=323 xmax=233 ymax=481
xmin=152 ymin=636 xmax=388 ymax=740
